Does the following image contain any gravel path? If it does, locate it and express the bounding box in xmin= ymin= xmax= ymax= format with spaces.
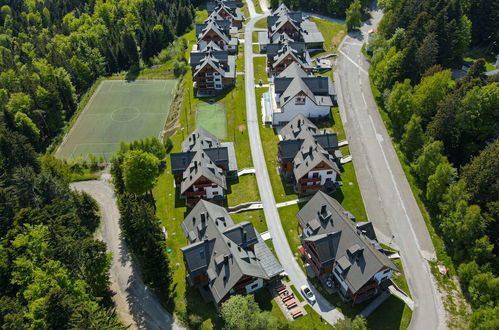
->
xmin=71 ymin=180 xmax=184 ymax=330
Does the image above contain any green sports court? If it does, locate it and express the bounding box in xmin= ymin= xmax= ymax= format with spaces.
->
xmin=56 ymin=80 xmax=177 ymax=161
xmin=196 ymin=102 xmax=227 ymax=139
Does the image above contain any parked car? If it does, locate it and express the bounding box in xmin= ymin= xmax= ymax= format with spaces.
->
xmin=300 ymin=285 xmax=316 ymax=304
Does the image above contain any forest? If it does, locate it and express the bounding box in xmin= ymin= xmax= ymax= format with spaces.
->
xmin=0 ymin=0 xmax=197 ymax=328
xmin=369 ymin=0 xmax=498 ymax=327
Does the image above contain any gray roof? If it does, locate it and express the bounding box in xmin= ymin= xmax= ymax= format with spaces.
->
xmin=182 ymin=126 xmax=221 ymax=152
xmin=292 ymin=137 xmax=340 ymax=180
xmin=207 ymin=0 xmax=243 ymax=12
xmin=268 ymin=4 xmax=323 ymax=45
xmin=190 ymin=49 xmax=228 ymax=67
xmin=180 ymin=151 xmax=227 ymax=194
xmin=211 ymin=3 xmax=244 ymax=21
xmin=271 ymin=44 xmax=313 ymax=71
xmin=180 ymin=201 xmax=283 ymax=304
xmin=196 ymin=20 xmax=230 ymax=44
xmin=279 ymin=114 xmax=340 ymax=162
xmin=273 ymin=63 xmax=333 ymax=107
xmin=280 ymin=114 xmax=322 ymax=139
xmin=297 ymin=192 xmax=398 ymax=293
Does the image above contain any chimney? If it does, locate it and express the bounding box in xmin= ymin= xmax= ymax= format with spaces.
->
xmin=309 ymin=145 xmax=313 ymax=155
xmin=243 ymin=230 xmax=247 ymax=242
xmin=320 ymin=204 xmax=327 ymax=215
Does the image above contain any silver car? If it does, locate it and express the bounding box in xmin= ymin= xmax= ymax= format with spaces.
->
xmin=300 ymin=285 xmax=316 ymax=304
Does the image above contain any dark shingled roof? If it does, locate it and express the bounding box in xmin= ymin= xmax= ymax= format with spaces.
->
xmin=182 ymin=127 xmax=221 ymax=152
xmin=278 ymin=114 xmax=340 ymax=164
xmin=297 ymin=192 xmax=398 ymax=293
xmin=180 ymin=201 xmax=283 ymax=304
xmin=180 ymin=151 xmax=227 ymax=194
xmin=273 ymin=64 xmax=333 ymax=107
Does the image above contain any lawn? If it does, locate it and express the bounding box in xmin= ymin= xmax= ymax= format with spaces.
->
xmin=309 ymin=17 xmax=346 ymax=58
xmin=236 ymin=43 xmax=245 ymax=69
xmin=56 ymin=79 xmax=177 ymax=161
xmin=231 ymin=209 xmax=268 ymax=233
xmin=252 ymin=0 xmax=263 ymax=14
xmin=226 ymin=174 xmax=260 ymax=207
xmin=253 ymin=44 xmax=261 ymax=54
xmin=253 ymin=56 xmax=268 ymax=84
xmin=254 ymin=289 xmax=333 ymax=330
xmin=255 ymin=16 xmax=267 ymax=29
xmin=196 ymin=102 xmax=227 ymax=139
xmin=367 ymin=296 xmax=412 ymax=330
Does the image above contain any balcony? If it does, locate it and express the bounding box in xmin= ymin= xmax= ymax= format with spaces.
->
xmin=195 ymin=182 xmax=215 ymax=188
xmin=301 ymin=177 xmax=321 ymax=183
xmin=185 ymin=190 xmax=206 ymax=197
xmin=301 ymin=183 xmax=322 ymax=190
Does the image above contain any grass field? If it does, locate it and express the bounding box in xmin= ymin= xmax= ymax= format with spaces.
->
xmin=309 ymin=18 xmax=346 ymax=58
xmin=196 ymin=102 xmax=227 ymax=139
xmin=57 ymin=80 xmax=177 ymax=161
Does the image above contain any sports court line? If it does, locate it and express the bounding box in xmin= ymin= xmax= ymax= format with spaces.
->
xmin=55 ymin=81 xmax=105 ymax=157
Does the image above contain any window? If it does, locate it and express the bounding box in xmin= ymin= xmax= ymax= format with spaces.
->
xmin=213 ymin=191 xmax=219 ymax=195
xmin=250 ymin=282 xmax=259 ymax=289
xmin=327 ymin=171 xmax=333 ymax=175
xmin=295 ymin=95 xmax=306 ymax=105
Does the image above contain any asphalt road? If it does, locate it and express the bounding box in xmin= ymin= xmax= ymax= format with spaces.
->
xmin=70 ymin=180 xmax=184 ymax=330
xmin=243 ymin=1 xmax=343 ymax=324
xmin=334 ymin=10 xmax=446 ymax=330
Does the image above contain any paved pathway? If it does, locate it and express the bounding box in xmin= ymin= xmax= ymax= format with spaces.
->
xmin=243 ymin=0 xmax=344 ymax=325
xmin=70 ymin=180 xmax=184 ymax=330
xmin=334 ymin=9 xmax=446 ymax=330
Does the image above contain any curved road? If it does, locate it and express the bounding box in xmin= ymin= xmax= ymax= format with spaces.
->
xmin=334 ymin=10 xmax=446 ymax=330
xmin=243 ymin=1 xmax=344 ymax=325
xmin=71 ymin=180 xmax=184 ymax=330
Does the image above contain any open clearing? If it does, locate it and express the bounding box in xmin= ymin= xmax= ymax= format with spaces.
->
xmin=196 ymin=102 xmax=227 ymax=139
xmin=56 ymin=79 xmax=177 ymax=161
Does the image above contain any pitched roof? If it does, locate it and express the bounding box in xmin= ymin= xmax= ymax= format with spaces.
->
xmin=280 ymin=114 xmax=321 ymax=139
xmin=272 ymin=64 xmax=334 ymax=107
xmin=182 ymin=126 xmax=221 ymax=152
xmin=272 ymin=46 xmax=313 ymax=72
xmin=180 ymin=151 xmax=227 ymax=194
xmin=297 ymin=192 xmax=398 ymax=293
xmin=197 ymin=20 xmax=230 ymax=44
xmin=180 ymin=201 xmax=283 ymax=304
xmin=292 ymin=137 xmax=340 ymax=180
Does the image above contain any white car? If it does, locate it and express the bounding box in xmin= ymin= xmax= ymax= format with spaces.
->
xmin=300 ymin=285 xmax=316 ymax=304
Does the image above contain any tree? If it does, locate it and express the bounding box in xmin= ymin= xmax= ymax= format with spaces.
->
xmin=411 ymin=141 xmax=446 ymax=186
xmin=412 ymin=70 xmax=453 ymax=127
xmin=400 ymin=115 xmax=424 ymax=160
xmin=455 ymin=84 xmax=499 ymax=162
xmin=6 ymin=92 xmax=32 ymax=114
xmin=346 ymin=0 xmax=362 ymax=31
xmin=461 ymin=142 xmax=499 ymax=210
xmin=469 ymin=306 xmax=499 ymax=330
xmin=471 ymin=236 xmax=495 ymax=266
xmin=386 ymin=79 xmax=414 ymax=137
xmin=14 ymin=112 xmax=40 ymax=146
xmin=457 ymin=261 xmax=480 ymax=286
xmin=468 ymin=272 xmax=499 ymax=308
xmin=373 ymin=47 xmax=404 ymax=91
xmin=335 ymin=316 xmax=368 ymax=329
xmin=220 ymin=295 xmax=284 ymax=330
xmin=440 ymin=201 xmax=487 ymax=260
xmin=415 ymin=33 xmax=438 ymax=76
xmin=122 ymin=150 xmax=160 ymax=195
xmin=426 ymin=162 xmax=456 ymax=208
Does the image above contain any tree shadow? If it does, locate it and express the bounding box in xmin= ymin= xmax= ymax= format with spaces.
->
xmin=125 ymin=67 xmax=140 ymax=82
xmin=184 ymin=278 xmax=223 ymax=329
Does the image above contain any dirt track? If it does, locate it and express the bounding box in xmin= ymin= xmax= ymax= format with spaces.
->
xmin=71 ymin=179 xmax=184 ymax=330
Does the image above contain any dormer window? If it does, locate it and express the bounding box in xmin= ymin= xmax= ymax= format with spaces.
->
xmin=295 ymin=95 xmax=306 ymax=105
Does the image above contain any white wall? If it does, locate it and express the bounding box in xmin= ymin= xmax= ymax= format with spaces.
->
xmin=373 ymin=269 xmax=393 ymax=284
xmin=272 ymin=96 xmax=330 ymax=124
xmin=333 ymin=265 xmax=349 ymax=292
xmin=306 ymin=169 xmax=337 ymax=185
xmin=205 ymin=185 xmax=224 ymax=199
xmin=245 ymin=278 xmax=264 ymax=293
